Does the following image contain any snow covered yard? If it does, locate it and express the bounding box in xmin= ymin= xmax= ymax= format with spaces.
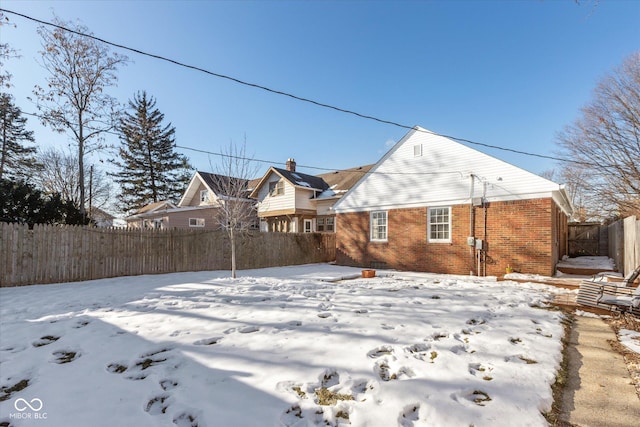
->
xmin=0 ymin=264 xmax=572 ymax=427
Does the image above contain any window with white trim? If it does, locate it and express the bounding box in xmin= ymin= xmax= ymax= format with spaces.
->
xmin=269 ymin=180 xmax=284 ymax=196
xmin=200 ymin=190 xmax=209 ymax=203
xmin=325 ymin=217 xmax=335 ymax=232
xmin=370 ymin=211 xmax=388 ymax=241
xmin=413 ymin=144 xmax=422 ymax=157
xmin=428 ymin=207 xmax=451 ymax=242
xmin=189 ymin=218 xmax=205 ymax=227
xmin=303 ymin=219 xmax=312 ymax=233
xmin=316 ymin=216 xmax=336 ymax=233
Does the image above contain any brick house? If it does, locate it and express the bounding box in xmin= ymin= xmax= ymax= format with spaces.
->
xmin=125 ymin=171 xmax=258 ymax=230
xmin=332 ymin=126 xmax=574 ymax=277
xmin=250 ymin=159 xmax=373 ymax=233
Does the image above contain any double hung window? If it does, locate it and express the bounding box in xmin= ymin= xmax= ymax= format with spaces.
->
xmin=370 ymin=211 xmax=388 ymax=241
xmin=428 ymin=207 xmax=451 ymax=243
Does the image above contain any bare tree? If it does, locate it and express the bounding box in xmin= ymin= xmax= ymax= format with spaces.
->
xmin=0 ymin=14 xmax=19 ymax=90
xmin=33 ymin=17 xmax=128 ymax=219
xmin=556 ymin=51 xmax=640 ymax=221
xmin=34 ymin=147 xmax=113 ymax=213
xmin=210 ymin=141 xmax=260 ymax=278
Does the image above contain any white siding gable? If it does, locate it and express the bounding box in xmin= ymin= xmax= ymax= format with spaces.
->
xmin=255 ymin=171 xmax=295 ymax=213
xmin=334 ymin=127 xmax=568 ymax=213
xmin=178 ymin=173 xmax=220 ymax=207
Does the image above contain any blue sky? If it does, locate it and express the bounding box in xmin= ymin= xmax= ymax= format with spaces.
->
xmin=1 ymin=0 xmax=638 ymax=180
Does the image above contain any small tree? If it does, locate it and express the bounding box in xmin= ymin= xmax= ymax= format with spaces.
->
xmin=0 ymin=93 xmax=39 ymax=180
xmin=112 ymin=91 xmax=191 ymax=213
xmin=556 ymin=51 xmax=640 ymax=220
xmin=33 ymin=17 xmax=128 ymax=219
xmin=210 ymin=141 xmax=259 ymax=278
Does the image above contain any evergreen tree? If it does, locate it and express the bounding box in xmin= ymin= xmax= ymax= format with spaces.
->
xmin=0 ymin=179 xmax=88 ymax=227
xmin=113 ymin=91 xmax=191 ymax=213
xmin=0 ymin=93 xmax=39 ymax=180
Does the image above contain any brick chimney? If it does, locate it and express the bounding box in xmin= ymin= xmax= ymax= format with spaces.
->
xmin=286 ymin=158 xmax=296 ymax=172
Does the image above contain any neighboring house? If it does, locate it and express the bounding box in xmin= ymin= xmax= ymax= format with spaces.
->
xmin=125 ymin=171 xmax=258 ymax=230
xmin=250 ymin=158 xmax=373 ymax=233
xmin=88 ymin=207 xmax=116 ymax=228
xmin=332 ymin=126 xmax=574 ymax=277
xmin=125 ymin=200 xmax=176 ymax=229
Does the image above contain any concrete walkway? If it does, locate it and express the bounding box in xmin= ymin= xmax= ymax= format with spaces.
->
xmin=560 ymin=316 xmax=640 ymax=426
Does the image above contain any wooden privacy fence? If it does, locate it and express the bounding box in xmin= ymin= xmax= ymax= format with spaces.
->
xmin=568 ymin=222 xmax=608 ymax=257
xmin=607 ymin=215 xmax=640 ymax=276
xmin=0 ymin=223 xmax=336 ymax=287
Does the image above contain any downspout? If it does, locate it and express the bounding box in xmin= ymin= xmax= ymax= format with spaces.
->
xmin=483 ymin=181 xmax=488 ymax=277
xmin=469 ymin=174 xmax=475 ymax=276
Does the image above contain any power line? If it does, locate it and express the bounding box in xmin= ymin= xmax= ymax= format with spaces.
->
xmin=1 ymin=8 xmax=595 ymax=168
xmin=20 ymin=109 xmax=468 ymax=176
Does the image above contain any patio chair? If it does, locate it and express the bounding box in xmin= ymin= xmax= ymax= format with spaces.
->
xmin=576 ymin=265 xmax=640 ymax=315
xmin=596 ymin=285 xmax=640 ymax=315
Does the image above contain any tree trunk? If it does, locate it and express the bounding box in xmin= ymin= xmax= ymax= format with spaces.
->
xmin=78 ymin=111 xmax=86 ymax=220
xmin=230 ymin=228 xmax=237 ymax=279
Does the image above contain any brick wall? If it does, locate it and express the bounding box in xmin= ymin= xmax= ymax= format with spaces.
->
xmin=336 ymin=198 xmax=562 ymax=276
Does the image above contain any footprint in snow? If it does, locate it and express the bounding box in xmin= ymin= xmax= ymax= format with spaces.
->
xmin=32 ymin=335 xmax=60 ymax=347
xmin=404 ymin=343 xmax=431 ymax=361
xmin=1 ymin=344 xmax=27 ymax=354
xmin=367 ymin=346 xmax=395 ymax=359
xmin=173 ymin=411 xmax=200 ymax=427
xmin=398 ymin=403 xmax=421 ymax=427
xmin=452 ymin=389 xmax=492 ymax=407
xmin=193 ymin=337 xmax=223 ymax=346
xmin=374 ymin=359 xmax=415 ymax=381
xmin=51 ymin=349 xmax=80 ymax=364
xmin=320 ymin=369 xmax=340 ymax=388
xmin=160 ymin=379 xmax=179 ymax=391
xmin=73 ymin=320 xmax=91 ymax=329
xmin=110 ymin=347 xmax=176 ymax=380
xmin=468 ymin=362 xmax=494 ymax=381
xmin=238 ymin=325 xmax=260 ymax=334
xmin=145 ymin=394 xmax=170 ymax=415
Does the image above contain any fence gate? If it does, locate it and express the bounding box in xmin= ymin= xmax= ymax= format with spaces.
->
xmin=568 ymin=222 xmax=606 ymax=257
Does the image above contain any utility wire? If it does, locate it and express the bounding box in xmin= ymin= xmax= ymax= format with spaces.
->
xmin=20 ymin=109 xmax=466 ymax=176
xmin=2 ymin=8 xmax=595 ymax=168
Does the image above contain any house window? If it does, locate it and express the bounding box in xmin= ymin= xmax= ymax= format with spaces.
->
xmin=269 ymin=180 xmax=284 ymax=196
xmin=414 ymin=144 xmax=422 ymax=157
xmin=153 ymin=218 xmax=163 ymax=229
xmin=304 ymin=219 xmax=313 ymax=233
xmin=428 ymin=207 xmax=451 ymax=242
xmin=370 ymin=211 xmax=387 ymax=241
xmin=189 ymin=218 xmax=205 ymax=227
xmin=326 ymin=217 xmax=334 ymax=232
xmin=317 ymin=217 xmax=335 ymax=233
xmin=200 ymin=190 xmax=209 ymax=203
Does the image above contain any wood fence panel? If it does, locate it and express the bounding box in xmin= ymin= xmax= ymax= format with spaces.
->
xmin=623 ymin=216 xmax=639 ymax=276
xmin=0 ymin=223 xmax=336 ymax=286
xmin=608 ymin=220 xmax=624 ymax=272
xmin=568 ymin=223 xmax=603 ymax=257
